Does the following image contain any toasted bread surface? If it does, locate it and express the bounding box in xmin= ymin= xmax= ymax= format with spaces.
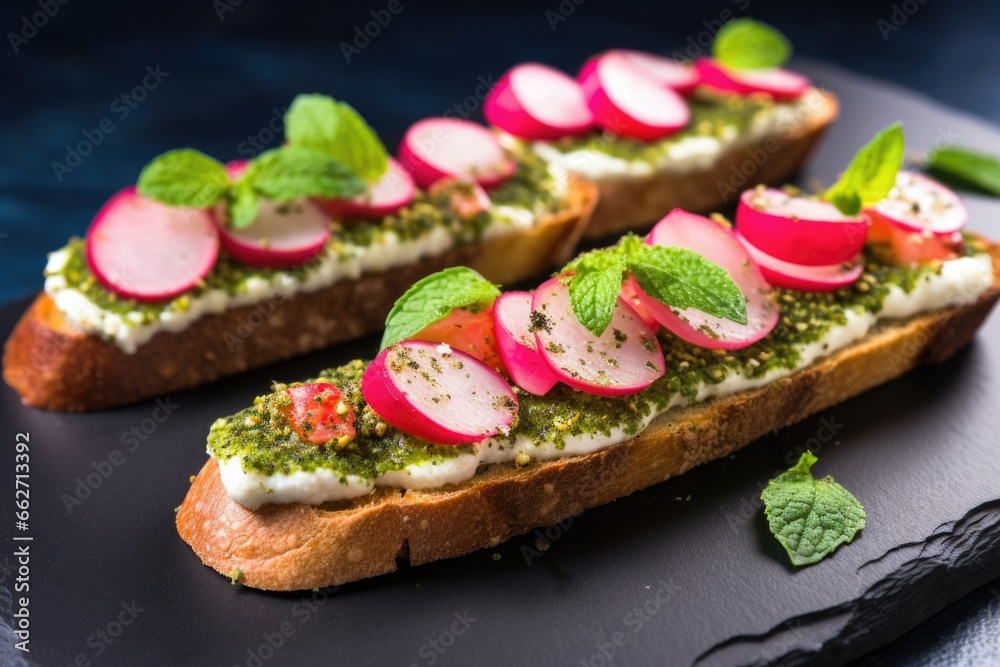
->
xmin=581 ymin=90 xmax=839 ymax=239
xmin=2 ymin=178 xmax=596 ymax=412
xmin=176 ymin=242 xmax=1000 ymax=591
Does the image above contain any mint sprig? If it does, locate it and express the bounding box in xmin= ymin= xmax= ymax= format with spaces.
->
xmin=712 ymin=18 xmax=792 ymax=71
xmin=136 ymin=149 xmax=230 ymax=209
xmin=563 ymin=234 xmax=747 ymax=337
xmin=285 ymin=94 xmax=388 ymax=183
xmin=926 ymin=145 xmax=1000 ymax=197
xmin=824 ymin=122 xmax=905 ymax=216
xmin=380 ymin=267 xmax=501 ymax=350
xmin=761 ymin=451 xmax=866 ymax=567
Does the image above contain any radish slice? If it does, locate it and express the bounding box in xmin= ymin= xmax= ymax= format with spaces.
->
xmin=398 ymin=118 xmax=515 ymax=189
xmin=493 ymin=292 xmax=559 ymax=396
xmin=736 ymin=188 xmax=870 ymax=266
xmin=635 ymin=209 xmax=778 ymax=349
xmin=218 ymin=198 xmax=330 ymax=268
xmin=867 ymin=216 xmax=963 ymax=266
xmin=736 ymin=231 xmax=863 ymax=292
xmin=315 ymin=157 xmax=415 ymax=220
xmin=532 ymin=277 xmax=664 ymax=396
xmin=361 ymin=340 xmax=518 ymax=445
xmin=578 ymin=52 xmax=690 ymax=141
xmin=85 ymin=186 xmax=219 ymax=303
xmin=613 ymin=49 xmax=699 ymax=96
xmin=695 ymin=58 xmax=810 ymax=101
xmin=619 ymin=279 xmax=660 ymax=332
xmin=866 ymin=170 xmax=968 ymax=236
xmin=484 ymin=62 xmax=595 ymax=140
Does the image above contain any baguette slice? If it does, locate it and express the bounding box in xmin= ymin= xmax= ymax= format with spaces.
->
xmin=572 ymin=90 xmax=839 ymax=239
xmin=2 ymin=178 xmax=596 ymax=412
xmin=177 ymin=241 xmax=1000 ymax=591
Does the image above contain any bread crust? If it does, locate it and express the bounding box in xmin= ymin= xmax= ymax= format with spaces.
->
xmin=581 ymin=90 xmax=839 ymax=239
xmin=177 ymin=242 xmax=1000 ymax=591
xmin=2 ymin=178 xmax=597 ymax=412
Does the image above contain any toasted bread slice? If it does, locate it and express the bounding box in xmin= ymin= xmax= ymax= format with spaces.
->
xmin=579 ymin=90 xmax=839 ymax=239
xmin=176 ymin=241 xmax=1000 ymax=591
xmin=2 ymin=178 xmax=597 ymax=412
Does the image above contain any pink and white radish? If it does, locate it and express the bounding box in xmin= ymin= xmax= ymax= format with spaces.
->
xmin=736 ymin=188 xmax=870 ymax=266
xmin=695 ymin=58 xmax=809 ymax=101
xmin=315 ymin=157 xmax=415 ymax=219
xmin=218 ymin=198 xmax=330 ymax=268
xmin=484 ymin=62 xmax=595 ymax=140
xmin=619 ymin=279 xmax=660 ymax=332
xmin=493 ymin=291 xmax=559 ymax=396
xmin=865 ymin=170 xmax=968 ymax=236
xmin=532 ymin=277 xmax=664 ymax=396
xmin=633 ymin=209 xmax=778 ymax=349
xmin=86 ymin=186 xmax=219 ymax=303
xmin=398 ymin=118 xmax=515 ymax=189
xmin=578 ymin=51 xmax=690 ymax=141
xmin=361 ymin=340 xmax=518 ymax=445
xmin=736 ymin=231 xmax=863 ymax=292
xmin=613 ymin=49 xmax=699 ymax=96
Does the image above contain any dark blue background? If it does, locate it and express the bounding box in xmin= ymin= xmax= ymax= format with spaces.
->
xmin=2 ymin=0 xmax=999 ymax=663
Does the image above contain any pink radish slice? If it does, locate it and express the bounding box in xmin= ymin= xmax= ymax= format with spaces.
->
xmin=695 ymin=58 xmax=809 ymax=101
xmin=86 ymin=186 xmax=219 ymax=303
xmin=613 ymin=49 xmax=699 ymax=96
xmin=532 ymin=277 xmax=664 ymax=396
xmin=736 ymin=188 xmax=870 ymax=266
xmin=578 ymin=52 xmax=690 ymax=141
xmin=315 ymin=157 xmax=415 ymax=220
xmin=361 ymin=340 xmax=518 ymax=445
xmin=635 ymin=209 xmax=778 ymax=350
xmin=398 ymin=118 xmax=515 ymax=189
xmin=484 ymin=62 xmax=595 ymax=140
xmin=736 ymin=232 xmax=863 ymax=292
xmin=619 ymin=279 xmax=660 ymax=332
xmin=866 ymin=170 xmax=968 ymax=236
xmin=218 ymin=198 xmax=330 ymax=268
xmin=493 ymin=291 xmax=559 ymax=396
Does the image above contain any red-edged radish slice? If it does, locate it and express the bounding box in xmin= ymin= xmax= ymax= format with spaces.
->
xmin=578 ymin=52 xmax=690 ymax=141
xmin=412 ymin=304 xmax=506 ymax=373
xmin=635 ymin=209 xmax=778 ymax=349
xmin=867 ymin=216 xmax=963 ymax=266
xmin=736 ymin=231 xmax=863 ymax=292
xmin=484 ymin=62 xmax=595 ymax=140
xmin=361 ymin=340 xmax=518 ymax=445
xmin=613 ymin=49 xmax=699 ymax=96
xmin=736 ymin=188 xmax=870 ymax=266
xmin=315 ymin=157 xmax=415 ymax=220
xmin=85 ymin=186 xmax=219 ymax=303
xmin=619 ymin=279 xmax=660 ymax=332
xmin=398 ymin=118 xmax=515 ymax=189
xmin=493 ymin=291 xmax=559 ymax=396
xmin=218 ymin=198 xmax=330 ymax=268
xmin=865 ymin=170 xmax=968 ymax=236
xmin=695 ymin=58 xmax=810 ymax=101
xmin=532 ymin=277 xmax=664 ymax=396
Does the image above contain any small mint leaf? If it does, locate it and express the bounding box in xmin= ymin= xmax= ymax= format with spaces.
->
xmin=245 ymin=146 xmax=365 ymax=202
xmin=825 ymin=122 xmax=905 ymax=215
xmin=761 ymin=451 xmax=866 ymax=567
xmin=285 ymin=94 xmax=341 ymax=155
xmin=285 ymin=94 xmax=388 ymax=183
xmin=228 ymin=182 xmax=260 ymax=229
xmin=137 ymin=148 xmax=229 ymax=208
xmin=380 ymin=267 xmax=501 ymax=350
xmin=712 ymin=18 xmax=792 ymax=70
xmin=926 ymin=145 xmax=1000 ymax=197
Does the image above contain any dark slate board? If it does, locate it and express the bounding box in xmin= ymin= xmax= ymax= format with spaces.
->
xmin=2 ymin=61 xmax=1000 ymax=667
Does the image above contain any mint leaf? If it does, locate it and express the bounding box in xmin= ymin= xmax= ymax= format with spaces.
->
xmin=567 ymin=249 xmax=627 ymax=337
xmin=926 ymin=145 xmax=1000 ymax=197
xmin=626 ymin=245 xmax=748 ymax=325
xmin=824 ymin=123 xmax=905 ymax=216
xmin=228 ymin=181 xmax=260 ymax=230
xmin=246 ymin=146 xmax=365 ymax=202
xmin=761 ymin=451 xmax=866 ymax=567
xmin=137 ymin=148 xmax=229 ymax=208
xmin=712 ymin=18 xmax=792 ymax=70
xmin=285 ymin=94 xmax=388 ymax=183
xmin=380 ymin=267 xmax=501 ymax=349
